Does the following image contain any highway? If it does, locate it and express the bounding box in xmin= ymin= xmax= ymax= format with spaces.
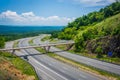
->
xmin=11 ymin=36 xmax=106 ymax=80
xmin=33 ymin=35 xmax=120 ymax=76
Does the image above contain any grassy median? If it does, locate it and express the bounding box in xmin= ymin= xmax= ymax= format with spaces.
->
xmin=13 ymin=40 xmax=19 ymax=48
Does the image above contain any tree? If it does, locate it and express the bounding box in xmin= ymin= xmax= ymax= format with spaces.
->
xmin=0 ymin=36 xmax=5 ymax=48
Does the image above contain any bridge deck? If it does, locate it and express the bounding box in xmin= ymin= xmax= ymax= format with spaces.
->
xmin=0 ymin=42 xmax=75 ymax=51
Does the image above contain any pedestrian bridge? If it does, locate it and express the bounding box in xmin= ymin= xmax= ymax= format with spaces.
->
xmin=0 ymin=41 xmax=75 ymax=53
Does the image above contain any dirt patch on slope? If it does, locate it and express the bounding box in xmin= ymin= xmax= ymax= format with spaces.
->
xmin=0 ymin=60 xmax=35 ymax=80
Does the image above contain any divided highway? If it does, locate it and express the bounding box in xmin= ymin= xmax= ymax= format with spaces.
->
xmin=33 ymin=35 xmax=120 ymax=76
xmin=6 ymin=36 xmax=106 ymax=80
xmin=19 ymin=37 xmax=105 ymax=80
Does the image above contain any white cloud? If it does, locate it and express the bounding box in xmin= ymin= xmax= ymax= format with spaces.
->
xmin=74 ymin=0 xmax=116 ymax=6
xmin=58 ymin=0 xmax=116 ymax=6
xmin=108 ymin=0 xmax=116 ymax=3
xmin=0 ymin=10 xmax=74 ymax=26
xmin=21 ymin=12 xmax=35 ymax=17
xmin=0 ymin=10 xmax=25 ymax=22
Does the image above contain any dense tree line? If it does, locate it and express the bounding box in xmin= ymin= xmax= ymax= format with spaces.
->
xmin=52 ymin=1 xmax=120 ymax=40
xmin=68 ymin=1 xmax=120 ymax=29
xmin=0 ymin=36 xmax=5 ymax=48
xmin=0 ymin=30 xmax=59 ymax=49
xmin=0 ymin=30 xmax=58 ymax=42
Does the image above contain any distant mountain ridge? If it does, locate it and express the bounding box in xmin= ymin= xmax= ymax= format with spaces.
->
xmin=0 ymin=25 xmax=64 ymax=34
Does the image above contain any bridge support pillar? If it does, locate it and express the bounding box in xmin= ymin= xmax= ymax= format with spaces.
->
xmin=66 ymin=44 xmax=74 ymax=51
xmin=43 ymin=46 xmax=51 ymax=53
xmin=47 ymin=46 xmax=51 ymax=52
xmin=12 ymin=50 xmax=15 ymax=54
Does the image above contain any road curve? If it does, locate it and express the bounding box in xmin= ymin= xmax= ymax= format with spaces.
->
xmin=18 ymin=38 xmax=66 ymax=80
xmin=18 ymin=37 xmax=106 ymax=80
xmin=33 ymin=36 xmax=120 ymax=76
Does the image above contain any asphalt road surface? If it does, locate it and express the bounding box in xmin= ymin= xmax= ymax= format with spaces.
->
xmin=16 ymin=37 xmax=106 ymax=80
xmin=33 ymin=35 xmax=120 ymax=76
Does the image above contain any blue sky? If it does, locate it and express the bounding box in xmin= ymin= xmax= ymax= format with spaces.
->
xmin=0 ymin=0 xmax=115 ymax=26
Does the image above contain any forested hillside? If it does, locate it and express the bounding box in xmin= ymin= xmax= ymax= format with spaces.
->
xmin=53 ymin=1 xmax=120 ymax=39
xmin=75 ymin=13 xmax=120 ymax=57
xmin=52 ymin=1 xmax=120 ymax=57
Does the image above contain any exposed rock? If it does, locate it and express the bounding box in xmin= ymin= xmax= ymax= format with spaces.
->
xmin=86 ymin=35 xmax=120 ymax=57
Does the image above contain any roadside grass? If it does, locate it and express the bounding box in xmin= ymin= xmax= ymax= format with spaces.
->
xmin=55 ymin=44 xmax=66 ymax=50
xmin=49 ymin=38 xmax=58 ymax=42
xmin=36 ymin=47 xmax=46 ymax=53
xmin=41 ymin=36 xmax=51 ymax=42
xmin=13 ymin=40 xmax=19 ymax=48
xmin=0 ymin=51 xmax=38 ymax=80
xmin=41 ymin=35 xmax=58 ymax=42
xmin=13 ymin=39 xmax=38 ymax=79
xmin=56 ymin=44 xmax=120 ymax=65
xmin=34 ymin=46 xmax=120 ymax=80
xmin=29 ymin=38 xmax=34 ymax=45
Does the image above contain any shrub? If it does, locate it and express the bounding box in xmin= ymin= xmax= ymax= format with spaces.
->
xmin=95 ymin=46 xmax=103 ymax=54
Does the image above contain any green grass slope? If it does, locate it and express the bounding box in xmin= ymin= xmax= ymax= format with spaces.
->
xmin=0 ymin=51 xmax=38 ymax=80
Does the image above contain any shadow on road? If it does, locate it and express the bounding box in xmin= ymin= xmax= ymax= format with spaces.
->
xmin=17 ymin=50 xmax=66 ymax=58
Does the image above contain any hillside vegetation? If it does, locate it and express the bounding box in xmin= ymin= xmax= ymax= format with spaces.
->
xmin=75 ymin=13 xmax=120 ymax=57
xmin=52 ymin=1 xmax=120 ymax=57
xmin=0 ymin=36 xmax=5 ymax=48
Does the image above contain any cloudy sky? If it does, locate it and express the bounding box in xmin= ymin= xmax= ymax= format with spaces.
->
xmin=0 ymin=0 xmax=116 ymax=26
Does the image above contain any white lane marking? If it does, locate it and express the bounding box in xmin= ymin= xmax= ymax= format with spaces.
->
xmin=79 ymin=74 xmax=87 ymax=79
xmin=30 ymin=57 xmax=68 ymax=80
xmin=19 ymin=37 xmax=68 ymax=80
xmin=35 ymin=66 xmax=56 ymax=80
xmin=17 ymin=40 xmax=55 ymax=80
